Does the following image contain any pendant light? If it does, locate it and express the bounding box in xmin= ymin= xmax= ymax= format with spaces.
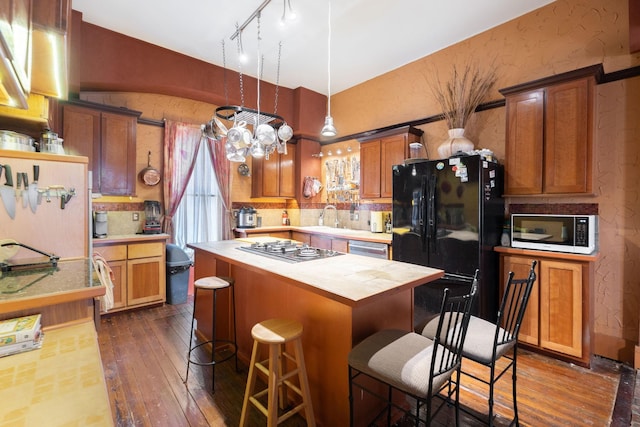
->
xmin=321 ymin=0 xmax=337 ymax=137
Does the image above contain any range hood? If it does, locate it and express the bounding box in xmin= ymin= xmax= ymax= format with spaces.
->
xmin=30 ymin=25 xmax=67 ymax=100
xmin=0 ymin=0 xmax=33 ymax=110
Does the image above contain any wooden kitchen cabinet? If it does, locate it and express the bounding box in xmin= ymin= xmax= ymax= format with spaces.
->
xmin=291 ymin=231 xmax=311 ymax=245
xmin=500 ymin=251 xmax=592 ymax=366
xmin=252 ymin=143 xmax=296 ymax=198
xmin=500 ymin=65 xmax=602 ymax=196
xmin=310 ymin=234 xmax=348 ymax=252
xmin=94 ymin=240 xmax=166 ymax=313
xmin=359 ymin=126 xmax=422 ymax=199
xmin=61 ymin=100 xmax=141 ymax=196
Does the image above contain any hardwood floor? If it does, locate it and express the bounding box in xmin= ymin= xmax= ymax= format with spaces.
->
xmin=97 ymin=299 xmax=625 ymax=426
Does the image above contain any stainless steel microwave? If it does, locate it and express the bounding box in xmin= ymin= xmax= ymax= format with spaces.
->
xmin=511 ymin=214 xmax=597 ymax=254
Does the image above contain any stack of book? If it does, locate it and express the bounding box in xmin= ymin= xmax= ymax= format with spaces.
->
xmin=0 ymin=314 xmax=43 ymax=357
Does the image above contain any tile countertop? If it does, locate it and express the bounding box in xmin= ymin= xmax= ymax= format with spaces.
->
xmin=92 ymin=233 xmax=171 ymax=245
xmin=237 ymin=226 xmax=393 ymax=244
xmin=189 ymin=240 xmax=443 ymax=307
xmin=0 ymin=320 xmax=113 ymax=426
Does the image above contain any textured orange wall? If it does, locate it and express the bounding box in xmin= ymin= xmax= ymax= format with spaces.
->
xmin=330 ymin=0 xmax=640 ymax=363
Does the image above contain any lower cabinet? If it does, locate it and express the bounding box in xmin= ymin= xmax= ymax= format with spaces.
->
xmin=291 ymin=231 xmax=311 ymax=245
xmin=500 ymin=253 xmax=591 ymax=365
xmin=309 ymin=234 xmax=348 ymax=252
xmin=95 ymin=240 xmax=166 ymax=313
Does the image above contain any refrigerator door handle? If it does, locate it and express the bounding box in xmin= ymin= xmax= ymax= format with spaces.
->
xmin=426 ymin=173 xmax=437 ymax=249
xmin=420 ymin=175 xmax=427 ymax=251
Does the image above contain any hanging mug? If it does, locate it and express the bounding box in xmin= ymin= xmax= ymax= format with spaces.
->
xmin=278 ymin=123 xmax=293 ymax=142
xmin=255 ymin=123 xmax=277 ymax=146
xmin=227 ymin=120 xmax=248 ymax=148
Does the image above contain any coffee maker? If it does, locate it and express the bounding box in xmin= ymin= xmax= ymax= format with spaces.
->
xmin=143 ymin=200 xmax=162 ymax=234
xmin=93 ymin=211 xmax=108 ymax=238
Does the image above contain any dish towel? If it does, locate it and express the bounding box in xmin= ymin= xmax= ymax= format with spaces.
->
xmin=92 ymin=252 xmax=115 ymax=312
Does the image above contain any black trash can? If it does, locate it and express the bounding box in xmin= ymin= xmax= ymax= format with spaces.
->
xmin=166 ymin=244 xmax=193 ymax=304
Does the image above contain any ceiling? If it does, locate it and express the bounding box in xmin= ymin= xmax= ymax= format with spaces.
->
xmin=72 ymin=0 xmax=554 ymax=96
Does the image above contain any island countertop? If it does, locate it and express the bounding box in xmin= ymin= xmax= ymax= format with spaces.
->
xmin=188 ymin=240 xmax=443 ymax=307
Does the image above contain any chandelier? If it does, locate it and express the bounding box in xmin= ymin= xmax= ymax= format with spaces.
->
xmin=203 ymin=2 xmax=293 ymax=163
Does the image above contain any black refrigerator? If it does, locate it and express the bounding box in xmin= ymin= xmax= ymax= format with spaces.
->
xmin=392 ymin=154 xmax=504 ymax=325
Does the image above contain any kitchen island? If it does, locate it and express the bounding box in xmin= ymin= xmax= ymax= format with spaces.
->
xmin=188 ymin=239 xmax=444 ymax=427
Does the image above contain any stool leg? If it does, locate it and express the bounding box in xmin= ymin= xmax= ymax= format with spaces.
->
xmin=293 ymin=338 xmax=316 ymax=427
xmin=231 ymin=283 xmax=238 ymax=372
xmin=211 ymin=288 xmax=218 ymax=393
xmin=267 ymin=343 xmax=280 ymax=427
xmin=184 ymin=287 xmax=199 ymax=384
xmin=240 ymin=339 xmax=260 ymax=427
xmin=278 ymin=343 xmax=287 ymax=411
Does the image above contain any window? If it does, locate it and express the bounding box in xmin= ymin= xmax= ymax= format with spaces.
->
xmin=173 ymin=142 xmax=222 ymax=251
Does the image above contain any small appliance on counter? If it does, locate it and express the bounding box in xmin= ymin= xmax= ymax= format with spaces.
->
xmin=370 ymin=211 xmax=384 ymax=233
xmin=510 ymin=214 xmax=597 ymax=254
xmin=237 ymin=206 xmax=257 ymax=228
xmin=93 ymin=211 xmax=108 ymax=238
xmin=143 ymin=200 xmax=162 ymax=234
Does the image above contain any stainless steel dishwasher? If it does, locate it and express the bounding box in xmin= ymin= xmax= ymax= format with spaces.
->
xmin=348 ymin=240 xmax=389 ymax=259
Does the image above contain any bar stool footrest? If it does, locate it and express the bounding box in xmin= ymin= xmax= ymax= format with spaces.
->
xmin=187 ymin=339 xmax=237 ymax=367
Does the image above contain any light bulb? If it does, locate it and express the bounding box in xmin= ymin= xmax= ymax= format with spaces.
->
xmin=321 ymin=116 xmax=337 ymax=137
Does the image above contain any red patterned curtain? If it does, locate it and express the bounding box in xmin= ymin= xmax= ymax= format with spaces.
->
xmin=205 ymin=137 xmax=232 ymax=240
xmin=162 ymin=120 xmax=202 ymax=239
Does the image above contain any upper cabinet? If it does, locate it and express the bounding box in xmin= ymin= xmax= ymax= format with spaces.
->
xmin=499 ymin=64 xmax=603 ymax=196
xmin=359 ymin=126 xmax=422 ymax=199
xmin=61 ymin=100 xmax=141 ymax=196
xmin=252 ymin=143 xmax=297 ymax=198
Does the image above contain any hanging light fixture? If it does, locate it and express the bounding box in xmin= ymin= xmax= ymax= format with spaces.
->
xmin=211 ymin=0 xmax=293 ymax=163
xmin=321 ymin=0 xmax=337 ymax=138
xmin=280 ymin=0 xmax=296 ymax=26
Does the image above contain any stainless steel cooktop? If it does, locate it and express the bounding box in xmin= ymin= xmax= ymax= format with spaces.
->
xmin=237 ymin=240 xmax=344 ymax=263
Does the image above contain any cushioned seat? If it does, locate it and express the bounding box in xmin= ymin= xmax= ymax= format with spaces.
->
xmin=348 ymin=329 xmax=455 ymax=397
xmin=348 ymin=271 xmax=479 ymax=426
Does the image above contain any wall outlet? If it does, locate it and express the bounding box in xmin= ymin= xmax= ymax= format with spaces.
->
xmin=132 ymin=212 xmax=139 ymax=221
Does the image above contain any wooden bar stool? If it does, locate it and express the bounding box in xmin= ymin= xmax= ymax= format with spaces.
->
xmin=240 ymin=318 xmax=315 ymax=427
xmin=184 ymin=276 xmax=237 ymax=393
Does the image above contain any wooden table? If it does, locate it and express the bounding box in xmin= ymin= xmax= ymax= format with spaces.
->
xmin=188 ymin=240 xmax=444 ymax=426
xmin=0 ymin=320 xmax=113 ymax=426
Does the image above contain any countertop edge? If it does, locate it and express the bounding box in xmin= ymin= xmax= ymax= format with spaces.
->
xmin=494 ymin=245 xmax=600 ymax=261
xmin=0 ymin=283 xmax=105 ymax=313
xmin=235 ymin=226 xmax=392 ymax=244
xmin=93 ymin=233 xmax=171 ymax=245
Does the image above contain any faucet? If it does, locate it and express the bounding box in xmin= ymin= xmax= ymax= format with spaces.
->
xmin=319 ymin=205 xmax=339 ymax=227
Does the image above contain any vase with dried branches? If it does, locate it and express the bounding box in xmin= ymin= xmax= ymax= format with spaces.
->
xmin=429 ymin=62 xmax=498 ymax=158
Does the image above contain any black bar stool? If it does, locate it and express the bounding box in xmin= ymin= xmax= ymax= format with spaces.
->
xmin=184 ymin=276 xmax=238 ymax=393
